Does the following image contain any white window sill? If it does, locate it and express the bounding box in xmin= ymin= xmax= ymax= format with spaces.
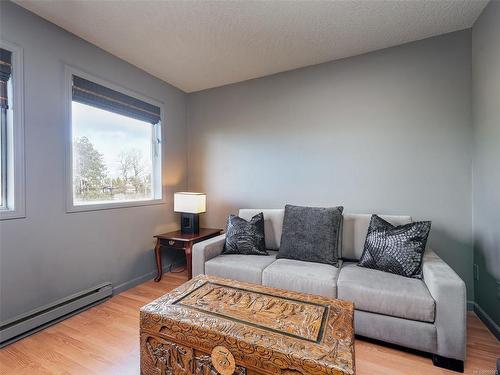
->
xmin=0 ymin=208 xmax=26 ymax=220
xmin=67 ymin=198 xmax=166 ymax=213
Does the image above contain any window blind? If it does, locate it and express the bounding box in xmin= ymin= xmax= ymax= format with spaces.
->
xmin=0 ymin=48 xmax=12 ymax=110
xmin=72 ymin=75 xmax=161 ymax=125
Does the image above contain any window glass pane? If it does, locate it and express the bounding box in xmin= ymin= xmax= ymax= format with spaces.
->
xmin=0 ymin=114 xmax=4 ymax=207
xmin=0 ymin=77 xmax=12 ymax=209
xmin=72 ymin=101 xmax=155 ymax=205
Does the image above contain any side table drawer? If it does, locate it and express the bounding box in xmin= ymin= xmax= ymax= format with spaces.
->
xmin=162 ymin=239 xmax=185 ymax=249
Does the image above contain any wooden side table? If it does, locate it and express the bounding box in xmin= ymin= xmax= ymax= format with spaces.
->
xmin=153 ymin=228 xmax=223 ymax=282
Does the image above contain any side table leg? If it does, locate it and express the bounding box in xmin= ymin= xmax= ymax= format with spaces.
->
xmin=154 ymin=238 xmax=162 ymax=282
xmin=185 ymin=243 xmax=193 ymax=280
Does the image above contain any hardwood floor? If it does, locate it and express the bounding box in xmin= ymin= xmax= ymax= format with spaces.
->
xmin=1 ymin=270 xmax=498 ymax=375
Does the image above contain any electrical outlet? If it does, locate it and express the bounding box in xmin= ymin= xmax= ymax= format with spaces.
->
xmin=473 ymin=264 xmax=479 ymax=281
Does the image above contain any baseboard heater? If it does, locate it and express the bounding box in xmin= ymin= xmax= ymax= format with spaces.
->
xmin=0 ymin=282 xmax=112 ymax=348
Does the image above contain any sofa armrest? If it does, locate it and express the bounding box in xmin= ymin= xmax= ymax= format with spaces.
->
xmin=422 ymin=249 xmax=467 ymax=361
xmin=192 ymin=234 xmax=226 ymax=277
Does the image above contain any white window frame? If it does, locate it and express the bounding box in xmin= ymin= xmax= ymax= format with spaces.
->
xmin=0 ymin=41 xmax=25 ymax=220
xmin=65 ymin=66 xmax=165 ymax=213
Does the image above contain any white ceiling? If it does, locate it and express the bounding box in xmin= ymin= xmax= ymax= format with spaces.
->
xmin=15 ymin=0 xmax=488 ymax=93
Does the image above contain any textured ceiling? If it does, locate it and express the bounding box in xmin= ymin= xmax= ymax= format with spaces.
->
xmin=15 ymin=0 xmax=488 ymax=93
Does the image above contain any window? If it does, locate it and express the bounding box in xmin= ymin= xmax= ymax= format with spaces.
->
xmin=0 ymin=42 xmax=25 ymax=220
xmin=67 ymin=69 xmax=163 ymax=211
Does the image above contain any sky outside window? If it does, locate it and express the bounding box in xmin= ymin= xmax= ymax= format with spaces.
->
xmin=72 ymin=101 xmax=154 ymax=204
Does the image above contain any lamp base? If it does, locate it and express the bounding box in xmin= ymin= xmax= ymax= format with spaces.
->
xmin=180 ymin=213 xmax=200 ymax=234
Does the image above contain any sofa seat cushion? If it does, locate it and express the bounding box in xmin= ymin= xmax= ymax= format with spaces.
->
xmin=205 ymin=251 xmax=278 ymax=284
xmin=337 ymin=263 xmax=435 ymax=323
xmin=262 ymin=259 xmax=341 ymax=298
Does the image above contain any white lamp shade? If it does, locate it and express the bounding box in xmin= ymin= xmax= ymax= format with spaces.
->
xmin=174 ymin=192 xmax=206 ymax=214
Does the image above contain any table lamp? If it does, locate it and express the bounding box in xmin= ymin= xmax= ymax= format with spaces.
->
xmin=174 ymin=192 xmax=206 ymax=234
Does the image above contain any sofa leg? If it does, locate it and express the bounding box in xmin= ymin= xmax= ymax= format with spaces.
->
xmin=432 ymin=354 xmax=464 ymax=372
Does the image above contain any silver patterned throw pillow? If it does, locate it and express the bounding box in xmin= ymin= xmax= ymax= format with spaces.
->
xmin=358 ymin=215 xmax=431 ymax=278
xmin=222 ymin=212 xmax=268 ymax=255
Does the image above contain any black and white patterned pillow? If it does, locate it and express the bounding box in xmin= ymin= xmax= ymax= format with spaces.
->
xmin=358 ymin=215 xmax=431 ymax=278
xmin=222 ymin=213 xmax=268 ymax=255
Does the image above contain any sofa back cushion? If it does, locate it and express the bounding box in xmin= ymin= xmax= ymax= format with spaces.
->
xmin=238 ymin=209 xmax=411 ymax=258
xmin=239 ymin=209 xmax=284 ymax=250
xmin=342 ymin=214 xmax=412 ymax=260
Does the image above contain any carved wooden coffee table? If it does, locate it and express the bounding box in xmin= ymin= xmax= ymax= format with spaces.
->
xmin=140 ymin=275 xmax=355 ymax=375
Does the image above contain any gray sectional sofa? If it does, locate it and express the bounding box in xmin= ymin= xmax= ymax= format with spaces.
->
xmin=192 ymin=209 xmax=467 ymax=372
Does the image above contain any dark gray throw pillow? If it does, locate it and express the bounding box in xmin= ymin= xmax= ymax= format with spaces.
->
xmin=222 ymin=212 xmax=268 ymax=255
xmin=277 ymin=204 xmax=343 ymax=266
xmin=358 ymin=215 xmax=431 ymax=278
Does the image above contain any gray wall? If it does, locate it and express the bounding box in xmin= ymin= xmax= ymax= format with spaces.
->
xmin=1 ymin=1 xmax=490 ymax=325
xmin=472 ymin=0 xmax=500 ymax=326
xmin=187 ymin=30 xmax=475 ymax=300
xmin=0 ymin=2 xmax=187 ymax=322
